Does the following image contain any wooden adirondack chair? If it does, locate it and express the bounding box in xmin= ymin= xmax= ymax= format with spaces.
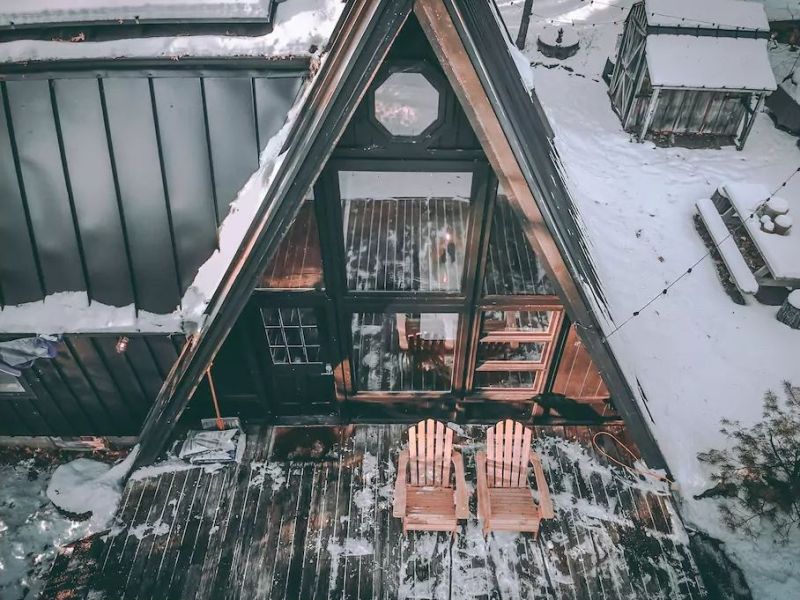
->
xmin=393 ymin=419 xmax=469 ymax=533
xmin=476 ymin=419 xmax=554 ymax=537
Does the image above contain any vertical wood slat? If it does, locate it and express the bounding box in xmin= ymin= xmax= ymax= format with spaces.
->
xmin=442 ymin=427 xmax=453 ymax=488
xmin=408 ymin=424 xmax=418 ymax=487
xmin=520 ymin=426 xmax=532 ymax=487
xmin=486 ymin=427 xmax=495 ymax=487
xmin=434 ymin=420 xmax=444 ymax=486
xmin=502 ymin=419 xmax=514 ymax=487
xmin=510 ymin=421 xmax=523 ymax=487
xmin=494 ymin=420 xmax=503 ymax=487
xmin=425 ymin=418 xmax=434 ymax=486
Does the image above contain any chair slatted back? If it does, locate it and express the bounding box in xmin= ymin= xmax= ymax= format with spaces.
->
xmin=485 ymin=419 xmax=532 ymax=488
xmin=406 ymin=419 xmax=454 ymax=488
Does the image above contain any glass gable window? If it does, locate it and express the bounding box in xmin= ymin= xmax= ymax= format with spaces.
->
xmin=374 ymin=71 xmax=440 ymax=137
xmin=259 ymin=192 xmax=323 ymax=289
xmin=339 ymin=171 xmax=472 ymax=292
xmin=484 ymin=191 xmax=554 ymax=295
xmin=351 ymin=312 xmax=457 ymax=392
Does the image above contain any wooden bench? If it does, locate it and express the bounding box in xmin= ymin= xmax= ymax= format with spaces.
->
xmin=696 ymin=197 xmax=759 ymax=297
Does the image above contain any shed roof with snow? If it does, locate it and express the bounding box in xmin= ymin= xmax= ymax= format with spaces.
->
xmin=646 ymin=35 xmax=776 ymax=91
xmin=643 ymin=0 xmax=776 ymax=92
xmin=644 ymin=0 xmax=770 ymax=32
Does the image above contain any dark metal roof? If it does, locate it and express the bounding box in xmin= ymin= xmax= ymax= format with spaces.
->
xmin=0 ymin=65 xmax=304 ymax=313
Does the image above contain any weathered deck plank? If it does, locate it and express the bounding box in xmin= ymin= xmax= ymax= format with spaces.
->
xmin=44 ymin=424 xmax=708 ymax=600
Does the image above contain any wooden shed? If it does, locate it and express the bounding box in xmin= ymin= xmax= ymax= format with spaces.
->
xmin=609 ymin=0 xmax=777 ymax=149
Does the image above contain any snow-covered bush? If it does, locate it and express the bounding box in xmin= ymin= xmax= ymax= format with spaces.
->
xmin=698 ymin=382 xmax=800 ymax=542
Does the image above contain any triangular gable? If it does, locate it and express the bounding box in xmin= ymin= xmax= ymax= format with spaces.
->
xmin=134 ymin=0 xmax=666 ymax=471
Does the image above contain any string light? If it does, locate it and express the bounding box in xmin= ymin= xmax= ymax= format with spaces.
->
xmin=603 ymin=166 xmax=800 ymax=340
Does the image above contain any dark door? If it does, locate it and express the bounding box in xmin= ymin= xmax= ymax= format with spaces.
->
xmin=251 ymin=296 xmax=340 ymax=417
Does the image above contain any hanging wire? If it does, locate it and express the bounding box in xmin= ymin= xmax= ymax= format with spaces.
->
xmin=528 ymin=0 xmax=773 ymax=31
xmin=603 ymin=166 xmax=800 ymax=341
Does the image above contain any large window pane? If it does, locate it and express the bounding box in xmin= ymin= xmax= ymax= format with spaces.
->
xmin=351 ymin=312 xmax=457 ymax=391
xmin=259 ymin=192 xmax=323 ymax=289
xmin=339 ymin=171 xmax=472 ymax=292
xmin=484 ymin=191 xmax=554 ymax=295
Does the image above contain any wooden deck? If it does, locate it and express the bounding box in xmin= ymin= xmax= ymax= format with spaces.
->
xmin=44 ymin=424 xmax=707 ymax=599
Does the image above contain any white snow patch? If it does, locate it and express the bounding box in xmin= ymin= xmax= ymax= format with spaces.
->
xmin=327 ymin=537 xmax=373 ymax=590
xmin=0 ymin=292 xmax=184 ymax=334
xmin=46 ymin=449 xmax=138 ymax=532
xmin=0 ymin=457 xmax=93 ymax=599
xmin=646 ymin=35 xmax=776 ymax=91
xmin=0 ymin=0 xmax=344 ymax=63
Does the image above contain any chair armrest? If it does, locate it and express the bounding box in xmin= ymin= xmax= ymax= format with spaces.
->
xmin=452 ymin=450 xmax=470 ymax=519
xmin=530 ymin=453 xmax=554 ymax=519
xmin=475 ymin=450 xmax=491 ymax=522
xmin=393 ymin=449 xmax=409 ymax=518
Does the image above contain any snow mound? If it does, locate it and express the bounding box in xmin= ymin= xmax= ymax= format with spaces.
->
xmin=46 ymin=450 xmax=138 ymax=531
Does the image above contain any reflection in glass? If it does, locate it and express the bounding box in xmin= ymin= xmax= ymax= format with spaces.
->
xmin=259 ymin=192 xmax=323 ymax=289
xmin=474 ymin=371 xmax=537 ymax=389
xmin=484 ymin=191 xmax=554 ymax=295
xmin=374 ymin=71 xmax=439 ymax=136
xmin=474 ymin=310 xmax=556 ymax=391
xmin=339 ymin=171 xmax=472 ymax=292
xmin=351 ymin=312 xmax=457 ymax=391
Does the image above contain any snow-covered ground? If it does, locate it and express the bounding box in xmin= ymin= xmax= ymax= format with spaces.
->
xmin=498 ymin=0 xmax=800 ymax=597
xmin=0 ymin=453 xmax=94 ymax=599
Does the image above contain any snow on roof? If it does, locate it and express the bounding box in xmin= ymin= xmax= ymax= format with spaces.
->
xmin=0 ymin=0 xmax=272 ymax=27
xmin=0 ymin=0 xmax=343 ymax=63
xmin=644 ymin=0 xmax=770 ymax=32
xmin=646 ymin=35 xmax=776 ymax=91
xmin=502 ymin=3 xmax=800 ymax=594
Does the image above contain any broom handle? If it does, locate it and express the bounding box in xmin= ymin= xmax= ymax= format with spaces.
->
xmin=206 ymin=366 xmax=224 ymax=431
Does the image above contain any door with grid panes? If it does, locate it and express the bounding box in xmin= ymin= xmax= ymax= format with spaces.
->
xmin=250 ymin=295 xmax=339 ymax=416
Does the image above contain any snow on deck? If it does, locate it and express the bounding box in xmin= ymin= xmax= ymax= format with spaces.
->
xmin=0 ymin=0 xmax=271 ymax=27
xmin=497 ymin=0 xmax=800 ymax=595
xmin=645 ymin=0 xmax=770 ymax=31
xmin=42 ymin=424 xmax=709 ymax=599
xmin=0 ymin=0 xmax=343 ymax=63
xmin=646 ymin=35 xmax=776 ymax=91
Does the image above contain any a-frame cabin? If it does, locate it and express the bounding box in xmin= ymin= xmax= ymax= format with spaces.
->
xmin=132 ymin=0 xmax=665 ymax=469
xmin=0 ymin=0 xmax=665 ymax=472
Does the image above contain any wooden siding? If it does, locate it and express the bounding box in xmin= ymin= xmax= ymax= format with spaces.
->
xmin=0 ymin=334 xmax=183 ymax=436
xmin=552 ymin=323 xmax=609 ymax=402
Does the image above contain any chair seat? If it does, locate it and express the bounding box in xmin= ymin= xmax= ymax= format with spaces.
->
xmin=403 ymin=487 xmax=458 ymax=531
xmin=487 ymin=487 xmax=541 ymax=530
xmin=406 ymin=487 xmax=456 ymax=516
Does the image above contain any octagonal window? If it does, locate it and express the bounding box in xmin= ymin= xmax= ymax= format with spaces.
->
xmin=374 ymin=71 xmax=440 ymax=137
